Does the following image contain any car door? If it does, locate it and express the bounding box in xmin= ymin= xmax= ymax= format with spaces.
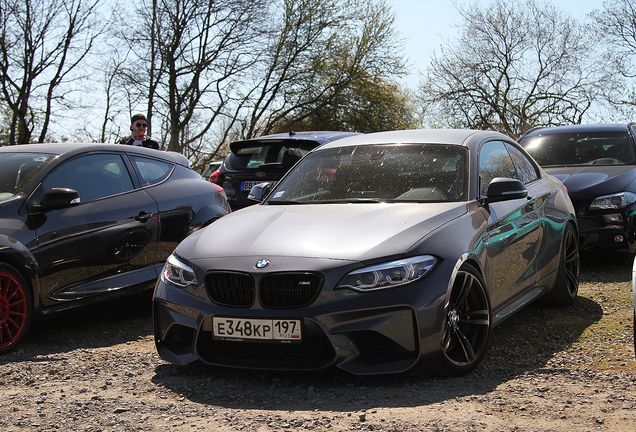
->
xmin=480 ymin=140 xmax=545 ymax=312
xmin=29 ymin=152 xmax=160 ymax=306
xmin=128 ymin=155 xmax=194 ymax=261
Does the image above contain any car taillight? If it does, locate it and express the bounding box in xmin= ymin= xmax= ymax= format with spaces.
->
xmin=209 ymin=169 xmax=220 ymax=184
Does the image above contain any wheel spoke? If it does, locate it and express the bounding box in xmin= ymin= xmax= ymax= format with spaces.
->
xmin=452 ymin=327 xmax=475 ymax=363
xmin=441 ymin=329 xmax=452 ymax=352
xmin=459 ymin=309 xmax=490 ymax=326
xmin=7 ymin=308 xmax=26 ymax=318
xmin=455 ymin=273 xmax=474 ymax=306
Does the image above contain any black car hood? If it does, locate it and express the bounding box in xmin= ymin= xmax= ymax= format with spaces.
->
xmin=177 ymin=202 xmax=468 ymax=263
xmin=544 ymin=166 xmax=636 ymax=195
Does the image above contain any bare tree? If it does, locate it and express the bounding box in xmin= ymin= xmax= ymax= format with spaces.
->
xmin=592 ymin=0 xmax=636 ymax=111
xmin=117 ymin=0 xmax=408 ymax=159
xmin=419 ymin=0 xmax=610 ymax=137
xmin=0 ymin=0 xmax=107 ymax=144
xmin=239 ymin=0 xmax=407 ymax=137
xmin=116 ymin=0 xmax=267 ymax=153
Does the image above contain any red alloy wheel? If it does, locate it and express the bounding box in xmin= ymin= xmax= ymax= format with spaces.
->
xmin=0 ymin=270 xmax=28 ymax=349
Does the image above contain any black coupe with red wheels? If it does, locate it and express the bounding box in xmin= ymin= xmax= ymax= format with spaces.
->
xmin=0 ymin=143 xmax=230 ymax=354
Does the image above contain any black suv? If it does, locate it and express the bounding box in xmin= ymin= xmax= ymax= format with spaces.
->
xmin=214 ymin=131 xmax=361 ymax=211
xmin=518 ymin=123 xmax=636 ymax=253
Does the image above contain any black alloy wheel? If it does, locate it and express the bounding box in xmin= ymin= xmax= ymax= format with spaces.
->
xmin=430 ymin=263 xmax=491 ymax=376
xmin=542 ymin=223 xmax=579 ymax=307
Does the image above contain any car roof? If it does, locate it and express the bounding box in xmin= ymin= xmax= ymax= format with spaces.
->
xmin=229 ymin=131 xmax=362 ymax=153
xmin=520 ymin=123 xmax=632 ymax=137
xmin=0 ymin=143 xmax=190 ymax=167
xmin=315 ymin=129 xmax=514 ymax=151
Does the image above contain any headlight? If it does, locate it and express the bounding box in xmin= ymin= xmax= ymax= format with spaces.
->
xmin=161 ymin=254 xmax=198 ymax=288
xmin=336 ymin=255 xmax=438 ymax=292
xmin=590 ymin=192 xmax=636 ymax=210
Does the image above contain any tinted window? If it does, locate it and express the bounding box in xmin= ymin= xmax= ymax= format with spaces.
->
xmin=131 ymin=156 xmax=173 ymax=185
xmin=268 ymin=143 xmax=468 ymax=203
xmin=42 ymin=154 xmax=134 ymax=202
xmin=228 ymin=142 xmax=314 ymax=170
xmin=0 ymin=153 xmax=54 ymax=201
xmin=479 ymin=141 xmax=517 ymax=194
xmin=519 ymin=131 xmax=636 ymax=166
xmin=505 ymin=143 xmax=539 ymax=184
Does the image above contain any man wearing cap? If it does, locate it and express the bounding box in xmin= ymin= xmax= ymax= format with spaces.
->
xmin=117 ymin=114 xmax=160 ymax=149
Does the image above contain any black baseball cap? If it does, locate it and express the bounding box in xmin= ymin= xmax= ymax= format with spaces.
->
xmin=131 ymin=113 xmax=146 ymax=123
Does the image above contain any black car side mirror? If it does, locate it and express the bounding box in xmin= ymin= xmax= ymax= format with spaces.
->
xmin=482 ymin=178 xmax=528 ymax=204
xmin=34 ymin=188 xmax=81 ymax=211
xmin=248 ymin=182 xmax=273 ymax=203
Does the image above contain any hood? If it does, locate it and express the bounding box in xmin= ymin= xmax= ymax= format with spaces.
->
xmin=177 ymin=202 xmax=468 ymax=263
xmin=544 ymin=166 xmax=636 ymax=195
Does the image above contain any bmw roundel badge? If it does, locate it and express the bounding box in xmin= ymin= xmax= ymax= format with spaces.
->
xmin=255 ymin=259 xmax=271 ymax=269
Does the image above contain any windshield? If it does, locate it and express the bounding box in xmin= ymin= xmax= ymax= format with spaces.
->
xmin=519 ymin=132 xmax=636 ymax=167
xmin=0 ymin=153 xmax=54 ymax=201
xmin=267 ymin=143 xmax=468 ymax=204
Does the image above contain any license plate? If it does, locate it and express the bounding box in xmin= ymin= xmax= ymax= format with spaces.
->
xmin=241 ymin=181 xmax=261 ymax=191
xmin=213 ymin=317 xmax=301 ymax=342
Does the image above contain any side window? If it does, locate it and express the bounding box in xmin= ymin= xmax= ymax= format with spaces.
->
xmin=42 ymin=154 xmax=134 ymax=203
xmin=505 ymin=143 xmax=539 ymax=184
xmin=130 ymin=156 xmax=173 ymax=186
xmin=478 ymin=141 xmax=517 ymax=194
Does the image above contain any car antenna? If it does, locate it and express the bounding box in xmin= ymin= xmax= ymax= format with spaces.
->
xmin=289 ymin=128 xmax=295 ymax=136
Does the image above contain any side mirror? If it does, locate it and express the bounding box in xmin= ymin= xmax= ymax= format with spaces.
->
xmin=248 ymin=182 xmax=273 ymax=203
xmin=35 ymin=188 xmax=81 ymax=211
xmin=483 ymin=178 xmax=528 ymax=204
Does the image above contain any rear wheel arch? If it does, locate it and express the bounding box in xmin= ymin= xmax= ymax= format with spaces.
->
xmin=185 ymin=204 xmax=230 ymax=237
xmin=541 ymin=221 xmax=580 ymax=306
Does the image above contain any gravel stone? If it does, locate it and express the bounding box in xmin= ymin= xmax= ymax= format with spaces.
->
xmin=1 ymin=255 xmax=634 ymax=431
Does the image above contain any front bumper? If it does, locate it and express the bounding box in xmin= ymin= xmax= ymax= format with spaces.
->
xmin=152 ymin=259 xmax=450 ymax=375
xmin=577 ymin=206 xmax=636 ymax=253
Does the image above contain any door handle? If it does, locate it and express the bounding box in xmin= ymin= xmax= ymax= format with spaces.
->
xmin=135 ymin=211 xmax=155 ymax=222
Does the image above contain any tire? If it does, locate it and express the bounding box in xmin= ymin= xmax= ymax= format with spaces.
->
xmin=428 ymin=263 xmax=491 ymax=376
xmin=541 ymin=223 xmax=579 ymax=307
xmin=0 ymin=263 xmax=32 ymax=354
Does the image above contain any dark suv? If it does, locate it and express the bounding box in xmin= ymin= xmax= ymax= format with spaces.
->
xmin=518 ymin=123 xmax=636 ymax=253
xmin=214 ymin=131 xmax=361 ymax=210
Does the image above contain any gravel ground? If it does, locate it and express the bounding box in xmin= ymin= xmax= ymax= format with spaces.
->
xmin=1 ymin=254 xmax=634 ymax=432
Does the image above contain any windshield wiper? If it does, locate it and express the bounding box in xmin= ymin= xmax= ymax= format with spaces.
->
xmin=257 ymin=162 xmax=284 ymax=169
xmin=268 ymin=198 xmax=384 ymax=205
xmin=304 ymin=198 xmax=384 ymax=204
xmin=267 ymin=200 xmax=304 ymax=205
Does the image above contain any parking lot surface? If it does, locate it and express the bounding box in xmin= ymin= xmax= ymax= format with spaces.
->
xmin=1 ymin=255 xmax=634 ymax=431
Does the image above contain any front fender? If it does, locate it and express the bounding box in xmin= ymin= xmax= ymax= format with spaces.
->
xmin=0 ymin=234 xmax=41 ymax=313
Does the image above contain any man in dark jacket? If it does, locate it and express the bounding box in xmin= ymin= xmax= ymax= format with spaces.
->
xmin=118 ymin=114 xmax=160 ymax=149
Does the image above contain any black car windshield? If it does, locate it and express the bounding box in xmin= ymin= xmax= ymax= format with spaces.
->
xmin=266 ymin=143 xmax=468 ymax=204
xmin=519 ymin=132 xmax=636 ymax=167
xmin=0 ymin=153 xmax=55 ymax=201
xmin=227 ymin=141 xmax=316 ymax=170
